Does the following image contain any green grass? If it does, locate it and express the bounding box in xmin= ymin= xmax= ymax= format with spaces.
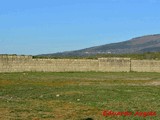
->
xmin=0 ymin=72 xmax=160 ymax=120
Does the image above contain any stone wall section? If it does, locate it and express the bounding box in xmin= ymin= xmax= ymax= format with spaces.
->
xmin=98 ymin=58 xmax=131 ymax=72
xmin=0 ymin=55 xmax=160 ymax=72
xmin=131 ymin=60 xmax=160 ymax=72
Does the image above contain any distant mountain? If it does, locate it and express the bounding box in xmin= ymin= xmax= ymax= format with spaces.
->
xmin=38 ymin=34 xmax=160 ymax=57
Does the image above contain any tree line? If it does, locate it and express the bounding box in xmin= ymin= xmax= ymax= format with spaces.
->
xmin=33 ymin=52 xmax=160 ymax=60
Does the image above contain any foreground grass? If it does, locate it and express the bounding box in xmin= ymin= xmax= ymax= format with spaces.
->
xmin=0 ymin=72 xmax=160 ymax=120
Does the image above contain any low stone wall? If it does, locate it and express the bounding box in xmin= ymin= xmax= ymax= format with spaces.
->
xmin=0 ymin=55 xmax=160 ymax=72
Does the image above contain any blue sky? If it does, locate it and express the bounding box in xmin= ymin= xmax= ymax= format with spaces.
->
xmin=0 ymin=0 xmax=160 ymax=55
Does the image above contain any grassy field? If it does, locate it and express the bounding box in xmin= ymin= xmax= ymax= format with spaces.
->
xmin=0 ymin=72 xmax=160 ymax=120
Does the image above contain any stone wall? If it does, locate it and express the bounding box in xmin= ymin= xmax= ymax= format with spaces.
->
xmin=0 ymin=55 xmax=99 ymax=72
xmin=30 ymin=59 xmax=99 ymax=72
xmin=98 ymin=58 xmax=131 ymax=72
xmin=0 ymin=55 xmax=32 ymax=72
xmin=131 ymin=60 xmax=160 ymax=72
xmin=0 ymin=55 xmax=160 ymax=72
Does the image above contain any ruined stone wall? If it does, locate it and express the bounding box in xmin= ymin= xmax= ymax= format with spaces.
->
xmin=0 ymin=55 xmax=160 ymax=72
xmin=0 ymin=55 xmax=32 ymax=72
xmin=0 ymin=55 xmax=99 ymax=72
xmin=98 ymin=58 xmax=131 ymax=72
xmin=30 ymin=59 xmax=99 ymax=72
xmin=131 ymin=60 xmax=160 ymax=72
